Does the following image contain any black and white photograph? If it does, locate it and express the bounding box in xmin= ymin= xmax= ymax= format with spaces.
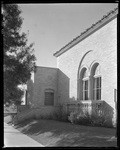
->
xmin=3 ymin=3 xmax=118 ymax=147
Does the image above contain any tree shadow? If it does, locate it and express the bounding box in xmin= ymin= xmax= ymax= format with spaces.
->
xmin=57 ymin=69 xmax=70 ymax=105
xmin=14 ymin=119 xmax=117 ymax=147
xmin=14 ymin=118 xmax=36 ymax=129
xmin=54 ymin=134 xmax=117 ymax=147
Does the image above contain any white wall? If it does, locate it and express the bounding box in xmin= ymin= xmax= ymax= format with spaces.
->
xmin=57 ymin=17 xmax=117 ymax=109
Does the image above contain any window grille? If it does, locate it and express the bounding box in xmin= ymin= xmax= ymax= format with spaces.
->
xmin=44 ymin=89 xmax=54 ymax=106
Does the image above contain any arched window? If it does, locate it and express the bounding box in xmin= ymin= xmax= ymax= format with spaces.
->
xmin=44 ymin=89 xmax=54 ymax=106
xmin=79 ymin=68 xmax=89 ymax=100
xmin=90 ymin=63 xmax=101 ymax=100
xmin=82 ymin=70 xmax=89 ymax=100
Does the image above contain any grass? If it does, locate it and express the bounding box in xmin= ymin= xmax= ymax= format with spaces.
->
xmin=13 ymin=118 xmax=117 ymax=147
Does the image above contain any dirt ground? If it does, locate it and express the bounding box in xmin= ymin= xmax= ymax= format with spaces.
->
xmin=9 ymin=118 xmax=117 ymax=147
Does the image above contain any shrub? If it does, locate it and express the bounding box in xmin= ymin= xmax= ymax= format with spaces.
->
xmin=68 ymin=111 xmax=92 ymax=125
xmin=68 ymin=111 xmax=78 ymax=124
xmin=51 ymin=111 xmax=62 ymax=120
xmin=68 ymin=110 xmax=110 ymax=127
xmin=48 ymin=104 xmax=69 ymax=122
xmin=90 ymin=113 xmax=106 ymax=127
xmin=38 ymin=114 xmax=53 ymax=120
xmin=77 ymin=112 xmax=92 ymax=125
xmin=50 ymin=110 xmax=69 ymax=122
xmin=62 ymin=112 xmax=69 ymax=122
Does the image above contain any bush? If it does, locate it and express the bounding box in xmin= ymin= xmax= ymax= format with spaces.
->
xmin=68 ymin=111 xmax=109 ymax=127
xmin=77 ymin=112 xmax=92 ymax=125
xmin=90 ymin=113 xmax=106 ymax=127
xmin=37 ymin=114 xmax=53 ymax=120
xmin=51 ymin=111 xmax=62 ymax=120
xmin=68 ymin=111 xmax=92 ymax=125
xmin=59 ymin=111 xmax=69 ymax=122
xmin=68 ymin=111 xmax=78 ymax=124
xmin=50 ymin=111 xmax=69 ymax=122
xmin=33 ymin=110 xmax=68 ymax=122
xmin=48 ymin=104 xmax=69 ymax=122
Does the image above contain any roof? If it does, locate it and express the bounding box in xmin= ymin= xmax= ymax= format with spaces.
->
xmin=53 ymin=7 xmax=118 ymax=57
xmin=36 ymin=66 xmax=58 ymax=70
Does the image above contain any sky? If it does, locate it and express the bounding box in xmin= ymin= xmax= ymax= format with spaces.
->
xmin=19 ymin=3 xmax=118 ymax=68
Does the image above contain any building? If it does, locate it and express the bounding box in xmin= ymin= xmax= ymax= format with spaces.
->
xmin=26 ymin=7 xmax=117 ymax=127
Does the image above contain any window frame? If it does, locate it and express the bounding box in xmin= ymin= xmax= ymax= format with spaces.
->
xmin=44 ymin=89 xmax=54 ymax=106
xmin=82 ymin=77 xmax=89 ymax=100
xmin=93 ymin=76 xmax=101 ymax=100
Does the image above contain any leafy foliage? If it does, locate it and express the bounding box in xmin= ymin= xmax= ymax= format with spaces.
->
xmin=68 ymin=111 xmax=92 ymax=125
xmin=3 ymin=4 xmax=36 ymax=105
xmin=68 ymin=111 xmax=106 ymax=127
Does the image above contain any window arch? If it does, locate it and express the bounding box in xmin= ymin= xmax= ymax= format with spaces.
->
xmin=79 ymin=67 xmax=89 ymax=100
xmin=90 ymin=63 xmax=101 ymax=100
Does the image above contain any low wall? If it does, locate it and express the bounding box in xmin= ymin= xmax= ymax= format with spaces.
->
xmin=64 ymin=100 xmax=116 ymax=128
xmin=14 ymin=106 xmax=61 ymax=123
xmin=34 ymin=106 xmax=61 ymax=119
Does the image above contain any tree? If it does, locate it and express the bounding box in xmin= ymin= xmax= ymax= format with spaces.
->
xmin=3 ymin=4 xmax=36 ymax=106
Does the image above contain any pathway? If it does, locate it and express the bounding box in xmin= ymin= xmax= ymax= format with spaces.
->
xmin=4 ymin=122 xmax=44 ymax=147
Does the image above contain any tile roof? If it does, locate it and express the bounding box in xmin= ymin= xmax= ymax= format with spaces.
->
xmin=53 ymin=7 xmax=118 ymax=57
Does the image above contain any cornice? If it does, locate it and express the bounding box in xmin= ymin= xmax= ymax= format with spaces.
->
xmin=36 ymin=66 xmax=58 ymax=70
xmin=53 ymin=7 xmax=118 ymax=57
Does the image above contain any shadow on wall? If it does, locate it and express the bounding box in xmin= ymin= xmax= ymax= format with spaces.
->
xmin=91 ymin=101 xmax=115 ymax=128
xmin=27 ymin=69 xmax=70 ymax=107
xmin=58 ymin=69 xmax=70 ymax=105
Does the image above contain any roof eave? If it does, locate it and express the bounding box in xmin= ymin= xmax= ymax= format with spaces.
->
xmin=53 ymin=8 xmax=118 ymax=58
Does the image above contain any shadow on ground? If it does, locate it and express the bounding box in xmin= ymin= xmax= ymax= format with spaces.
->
xmin=14 ymin=119 xmax=117 ymax=147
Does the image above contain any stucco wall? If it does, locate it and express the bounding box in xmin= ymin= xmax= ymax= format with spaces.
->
xmin=57 ymin=17 xmax=117 ymax=111
xmin=57 ymin=69 xmax=70 ymax=105
xmin=26 ymin=16 xmax=117 ymax=127
xmin=28 ymin=66 xmax=58 ymax=108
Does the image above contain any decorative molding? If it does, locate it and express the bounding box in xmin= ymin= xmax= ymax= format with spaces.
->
xmin=53 ymin=7 xmax=118 ymax=57
xmin=77 ymin=50 xmax=93 ymax=80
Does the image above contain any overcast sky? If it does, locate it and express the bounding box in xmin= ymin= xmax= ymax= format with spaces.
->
xmin=19 ymin=3 xmax=118 ymax=68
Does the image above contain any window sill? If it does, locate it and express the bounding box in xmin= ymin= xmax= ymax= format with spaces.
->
xmin=79 ymin=100 xmax=104 ymax=104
